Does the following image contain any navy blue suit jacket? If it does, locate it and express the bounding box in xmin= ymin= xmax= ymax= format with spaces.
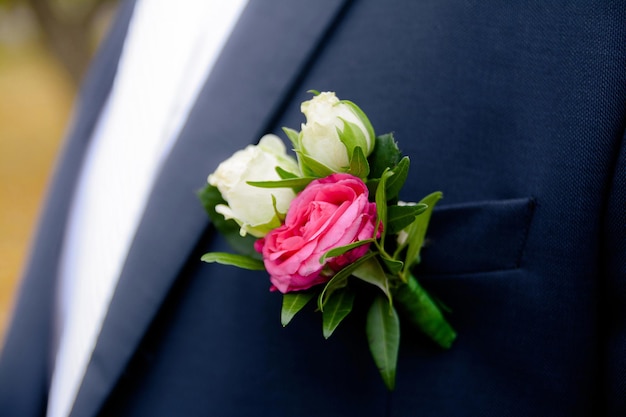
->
xmin=1 ymin=0 xmax=624 ymax=416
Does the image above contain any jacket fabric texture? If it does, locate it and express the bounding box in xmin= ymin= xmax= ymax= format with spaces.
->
xmin=0 ymin=0 xmax=624 ymax=416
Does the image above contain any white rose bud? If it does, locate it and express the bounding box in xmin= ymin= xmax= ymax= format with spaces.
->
xmin=299 ymin=91 xmax=375 ymax=173
xmin=208 ymin=134 xmax=299 ymax=237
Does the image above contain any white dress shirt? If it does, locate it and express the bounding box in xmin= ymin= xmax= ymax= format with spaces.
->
xmin=47 ymin=1 xmax=248 ymax=416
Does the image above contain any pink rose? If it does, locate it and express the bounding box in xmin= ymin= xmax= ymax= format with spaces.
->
xmin=254 ymin=173 xmax=379 ymax=293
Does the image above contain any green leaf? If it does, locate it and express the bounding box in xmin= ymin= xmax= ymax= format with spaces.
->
xmin=341 ymin=100 xmax=376 ymax=153
xmin=275 ymin=166 xmax=299 ymax=180
xmin=403 ymin=191 xmax=443 ymax=271
xmin=281 ymin=292 xmax=315 ymax=326
xmin=386 ymin=203 xmax=428 ymax=235
xmin=348 ymin=146 xmax=370 ymax=179
xmin=297 ymin=151 xmax=336 ymax=178
xmin=322 ymin=288 xmax=355 ymax=338
xmin=247 ymin=177 xmax=314 ymax=191
xmin=318 ymin=252 xmax=376 ymax=311
xmin=351 ymin=256 xmax=392 ymax=303
xmin=368 ymin=133 xmax=402 ymax=179
xmin=337 ymin=118 xmax=366 ymax=156
xmin=307 ymin=89 xmax=321 ymax=96
xmin=197 ymin=184 xmax=257 ymax=256
xmin=270 ymin=194 xmax=286 ymax=223
xmin=317 ymin=274 xmax=348 ymax=312
xmin=393 ymin=274 xmax=456 ymax=349
xmin=366 ymin=178 xmax=379 ymax=197
xmin=282 ymin=127 xmax=301 ymax=149
xmin=385 ymin=157 xmax=410 ymax=201
xmin=381 ymin=257 xmax=404 ymax=275
xmin=319 ymin=238 xmax=375 ymax=264
xmin=366 ymin=295 xmax=400 ymax=391
xmin=197 ymin=183 xmax=216 ymax=214
xmin=201 ymin=252 xmax=266 ymax=270
xmin=375 ymin=169 xmax=394 ymax=245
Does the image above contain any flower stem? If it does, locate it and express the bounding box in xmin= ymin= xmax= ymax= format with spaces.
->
xmin=393 ymin=274 xmax=456 ymax=349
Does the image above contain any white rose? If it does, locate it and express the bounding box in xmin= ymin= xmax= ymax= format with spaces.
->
xmin=208 ymin=134 xmax=299 ymax=237
xmin=299 ymin=91 xmax=375 ymax=173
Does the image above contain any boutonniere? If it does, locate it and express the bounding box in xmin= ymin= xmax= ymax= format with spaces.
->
xmin=199 ymin=91 xmax=456 ymax=390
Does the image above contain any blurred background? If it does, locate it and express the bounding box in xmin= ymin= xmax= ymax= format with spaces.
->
xmin=0 ymin=0 xmax=118 ymax=344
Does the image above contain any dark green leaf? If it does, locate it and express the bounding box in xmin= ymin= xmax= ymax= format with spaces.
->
xmin=281 ymin=292 xmax=315 ymax=326
xmin=322 ymin=288 xmax=355 ymax=338
xmin=385 ymin=157 xmax=410 ymax=201
xmin=201 ymin=252 xmax=265 ymax=270
xmin=317 ymin=276 xmax=348 ymax=312
xmin=198 ymin=183 xmax=225 ymax=218
xmin=386 ymin=204 xmax=428 ymax=235
xmin=351 ymin=257 xmax=392 ymax=303
xmin=368 ymin=133 xmax=402 ymax=179
xmin=197 ymin=184 xmax=257 ymax=256
xmin=381 ymin=257 xmax=404 ymax=275
xmin=366 ymin=295 xmax=400 ymax=391
xmin=318 ymin=252 xmax=376 ymax=311
xmin=366 ymin=178 xmax=379 ymax=197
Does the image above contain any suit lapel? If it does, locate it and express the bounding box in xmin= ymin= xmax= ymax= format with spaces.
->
xmin=0 ymin=2 xmax=135 ymax=416
xmin=69 ymin=1 xmax=351 ymax=416
xmin=46 ymin=0 xmax=138 ymax=359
